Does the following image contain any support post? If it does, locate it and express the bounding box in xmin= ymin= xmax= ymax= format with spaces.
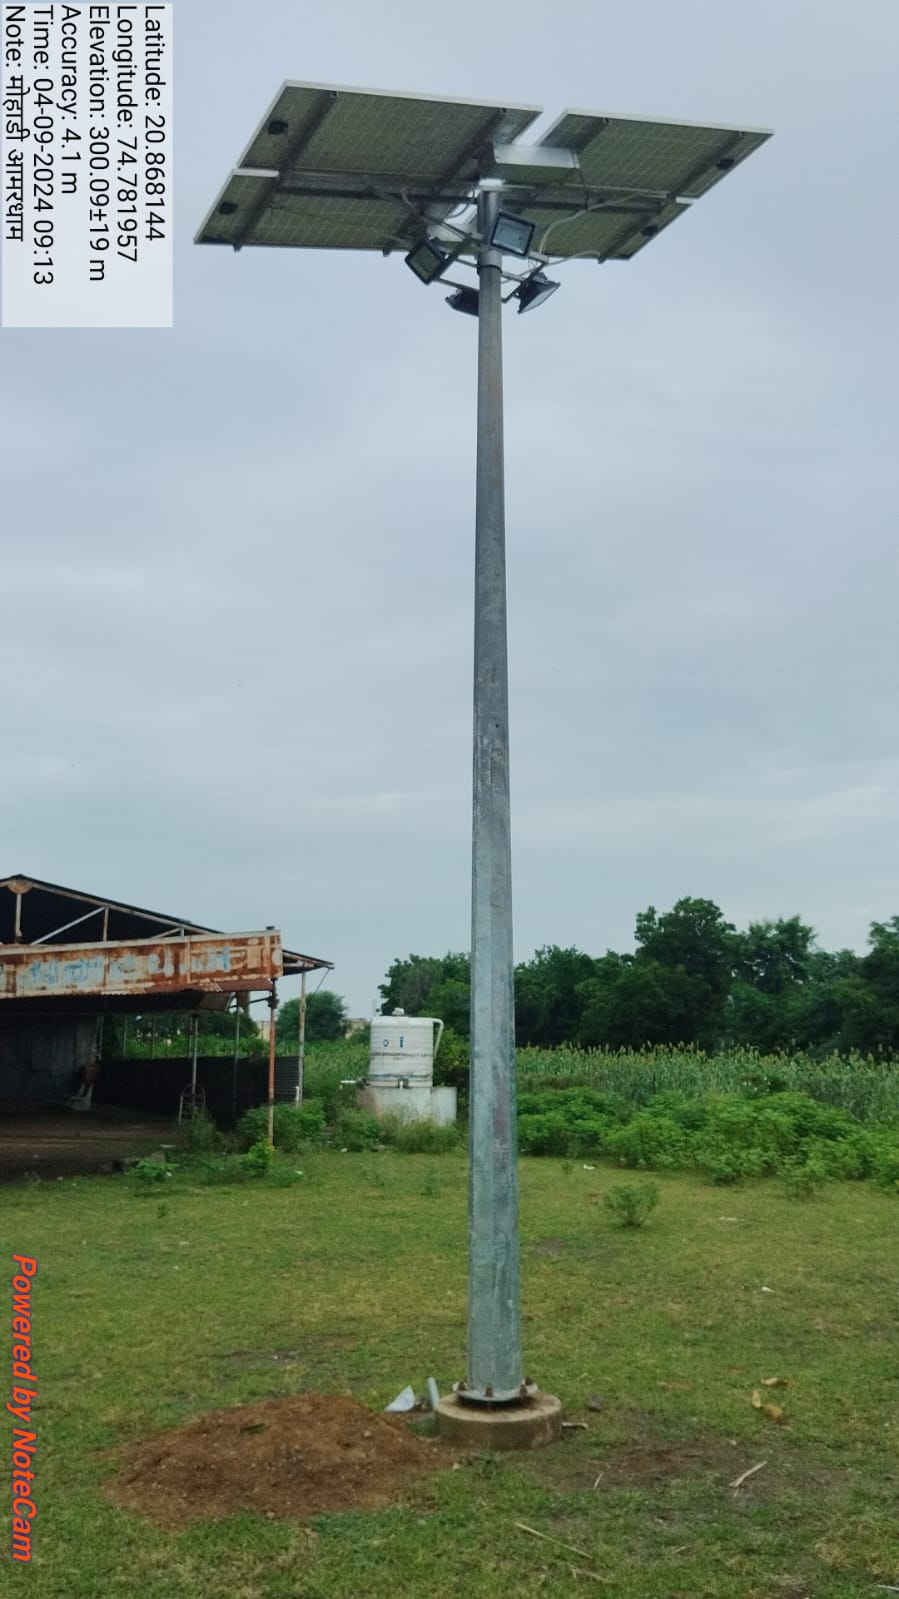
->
xmin=232 ymin=1003 xmax=241 ymax=1125
xmin=189 ymin=1013 xmax=198 ymax=1103
xmin=464 ymin=184 xmax=523 ymax=1404
xmin=296 ymin=969 xmax=307 ymax=1104
xmin=267 ymin=980 xmax=278 ymax=1145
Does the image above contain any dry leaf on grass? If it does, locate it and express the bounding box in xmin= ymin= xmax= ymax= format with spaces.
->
xmin=751 ymin=1390 xmax=786 ymax=1423
xmin=761 ymin=1376 xmax=788 ymax=1388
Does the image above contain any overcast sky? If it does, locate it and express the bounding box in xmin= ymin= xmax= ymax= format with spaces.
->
xmin=3 ymin=0 xmax=898 ymax=1015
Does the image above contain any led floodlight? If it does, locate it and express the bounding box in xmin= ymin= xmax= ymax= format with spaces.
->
xmin=405 ymin=238 xmax=451 ymax=284
xmin=446 ymin=286 xmax=480 ymax=317
xmin=515 ymin=272 xmax=560 ymax=313
xmin=489 ymin=211 xmax=536 ymax=257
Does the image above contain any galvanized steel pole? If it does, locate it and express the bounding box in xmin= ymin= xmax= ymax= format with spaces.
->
xmin=465 ymin=185 xmax=524 ymax=1403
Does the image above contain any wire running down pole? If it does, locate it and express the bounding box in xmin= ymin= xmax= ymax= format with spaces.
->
xmin=464 ymin=185 xmax=524 ymax=1405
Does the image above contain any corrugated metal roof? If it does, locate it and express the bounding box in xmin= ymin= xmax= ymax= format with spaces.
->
xmin=0 ymin=875 xmax=331 ymax=977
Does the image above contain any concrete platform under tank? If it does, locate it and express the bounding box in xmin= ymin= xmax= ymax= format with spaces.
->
xmin=356 ymin=1083 xmax=457 ymax=1126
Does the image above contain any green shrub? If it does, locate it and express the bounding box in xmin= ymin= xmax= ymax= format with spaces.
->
xmin=236 ymin=1100 xmax=326 ymax=1153
xmin=871 ymin=1138 xmax=899 ymax=1192
xmin=183 ymin=1108 xmax=228 ymax=1153
xmin=303 ymin=1040 xmax=369 ymax=1120
xmin=332 ymin=1108 xmax=383 ymax=1151
xmin=695 ymin=1143 xmax=768 ymax=1185
xmin=603 ymin=1181 xmax=660 ymax=1227
xmin=781 ymin=1153 xmax=828 ymax=1199
xmin=130 ymin=1156 xmax=171 ymax=1186
xmin=380 ymin=1116 xmax=461 ymax=1153
xmin=605 ymin=1114 xmax=689 ymax=1170
xmin=517 ymin=1088 xmax=622 ymax=1157
xmin=241 ymin=1138 xmax=275 ymax=1178
xmin=518 ymin=1111 xmax=585 ymax=1157
xmin=429 ymin=1027 xmax=470 ymax=1105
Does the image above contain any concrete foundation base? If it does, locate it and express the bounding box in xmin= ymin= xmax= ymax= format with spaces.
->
xmin=357 ymin=1083 xmax=457 ymax=1126
xmin=436 ymin=1391 xmax=563 ymax=1450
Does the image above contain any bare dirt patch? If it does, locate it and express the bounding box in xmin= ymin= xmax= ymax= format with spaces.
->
xmin=605 ymin=1439 xmax=740 ymax=1483
xmin=107 ymin=1393 xmax=449 ymax=1527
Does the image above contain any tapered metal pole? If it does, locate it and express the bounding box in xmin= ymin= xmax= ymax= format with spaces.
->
xmin=465 ymin=185 xmax=523 ymax=1403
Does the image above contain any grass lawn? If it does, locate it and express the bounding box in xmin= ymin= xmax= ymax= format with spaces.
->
xmin=3 ymin=1154 xmax=898 ymax=1597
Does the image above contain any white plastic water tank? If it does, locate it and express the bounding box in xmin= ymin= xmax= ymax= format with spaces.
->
xmin=368 ymin=1008 xmax=444 ymax=1087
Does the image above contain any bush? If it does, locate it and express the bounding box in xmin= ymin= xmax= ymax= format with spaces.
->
xmin=517 ymin=1088 xmax=622 ymax=1157
xmin=605 ymin=1114 xmax=690 ymax=1170
xmin=130 ymin=1156 xmax=170 ymax=1186
xmin=518 ymin=1111 xmax=586 ymax=1156
xmin=871 ymin=1138 xmax=899 ymax=1192
xmin=184 ymin=1108 xmax=228 ymax=1153
xmin=332 ymin=1108 xmax=383 ymax=1151
xmin=781 ymin=1153 xmax=828 ymax=1199
xmin=433 ymin=1027 xmax=470 ymax=1102
xmin=603 ymin=1181 xmax=660 ymax=1227
xmin=380 ymin=1116 xmax=461 ymax=1153
xmin=241 ymin=1138 xmax=275 ymax=1178
xmin=236 ymin=1101 xmax=326 ymax=1153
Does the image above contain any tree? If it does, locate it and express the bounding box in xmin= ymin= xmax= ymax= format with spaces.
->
xmin=734 ymin=916 xmax=816 ymax=994
xmin=836 ymin=919 xmax=899 ymax=1053
xmin=514 ymin=945 xmax=596 ymax=1046
xmin=578 ymin=956 xmax=716 ymax=1049
xmin=378 ymin=953 xmax=471 ymax=1034
xmin=635 ymin=898 xmax=737 ymax=995
xmin=633 ymin=898 xmax=737 ymax=1047
xmin=726 ymin=917 xmax=818 ymax=1051
xmin=276 ymin=990 xmax=348 ymax=1044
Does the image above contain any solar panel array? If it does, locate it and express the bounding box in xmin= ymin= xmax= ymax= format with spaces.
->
xmin=196 ymin=83 xmax=540 ymax=253
xmin=195 ymin=81 xmax=770 ymax=262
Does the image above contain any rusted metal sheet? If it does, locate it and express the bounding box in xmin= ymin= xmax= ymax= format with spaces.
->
xmin=0 ymin=930 xmax=283 ymax=1001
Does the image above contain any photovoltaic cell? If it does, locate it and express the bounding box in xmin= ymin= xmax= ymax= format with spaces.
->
xmin=195 ymin=83 xmax=770 ymax=261
xmin=538 ymin=111 xmax=771 ymax=200
xmin=514 ymin=196 xmax=689 ymax=260
xmin=245 ymin=193 xmax=416 ymax=252
xmin=240 ymin=82 xmax=541 ymax=185
xmin=196 ymin=82 xmax=541 ymax=251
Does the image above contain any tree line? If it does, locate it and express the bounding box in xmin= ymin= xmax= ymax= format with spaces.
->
xmin=377 ymin=898 xmax=899 ymax=1055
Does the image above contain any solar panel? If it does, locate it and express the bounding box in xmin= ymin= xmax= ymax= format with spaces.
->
xmin=512 ymin=195 xmax=689 ymax=261
xmin=195 ymin=83 xmax=770 ymax=262
xmin=196 ymin=81 xmax=541 ymax=250
xmin=538 ymin=110 xmax=771 ymax=200
xmin=198 ymin=171 xmax=417 ymax=252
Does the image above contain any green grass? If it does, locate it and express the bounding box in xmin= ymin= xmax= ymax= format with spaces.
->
xmin=2 ymin=1155 xmax=898 ymax=1597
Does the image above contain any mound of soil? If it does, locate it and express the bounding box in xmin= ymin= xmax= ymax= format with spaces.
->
xmin=109 ymin=1393 xmax=446 ymax=1527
